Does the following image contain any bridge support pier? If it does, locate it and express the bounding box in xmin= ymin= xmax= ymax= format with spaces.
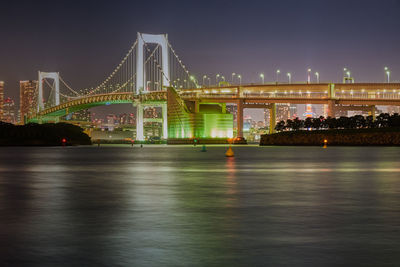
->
xmin=327 ymin=100 xmax=336 ymax=118
xmin=162 ymin=103 xmax=168 ymax=139
xmin=136 ymin=103 xmax=144 ymax=141
xmin=269 ymin=103 xmax=276 ymax=134
xmin=237 ymin=100 xmax=243 ymax=138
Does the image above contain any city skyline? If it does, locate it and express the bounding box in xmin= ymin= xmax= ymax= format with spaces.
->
xmin=1 ymin=0 xmax=399 ymax=103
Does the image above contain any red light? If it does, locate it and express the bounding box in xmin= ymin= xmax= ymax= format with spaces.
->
xmin=62 ymin=138 xmax=67 ymax=143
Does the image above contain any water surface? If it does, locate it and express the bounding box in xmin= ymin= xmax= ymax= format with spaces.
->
xmin=1 ymin=145 xmax=400 ymax=266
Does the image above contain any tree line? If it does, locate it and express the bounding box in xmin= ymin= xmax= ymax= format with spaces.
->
xmin=275 ymin=113 xmax=400 ymax=132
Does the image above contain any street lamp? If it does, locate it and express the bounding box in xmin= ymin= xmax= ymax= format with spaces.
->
xmin=287 ymin=73 xmax=291 ymax=84
xmin=260 ymin=73 xmax=264 ymax=84
xmin=237 ymin=74 xmax=242 ymax=85
xmin=146 ymin=81 xmax=151 ymax=91
xmin=315 ymin=72 xmax=319 ymax=83
xmin=221 ymin=76 xmax=225 ymax=82
xmin=343 ymin=67 xmax=348 ymax=82
xmin=231 ymin=73 xmax=236 ymax=84
xmin=276 ymin=69 xmax=280 ymax=83
xmin=207 ymin=77 xmax=211 ymax=86
xmin=307 ymin=68 xmax=311 ymax=83
xmin=216 ymin=74 xmax=220 ymax=85
xmin=202 ymin=75 xmax=207 ymax=86
xmin=384 ymin=67 xmax=390 ymax=83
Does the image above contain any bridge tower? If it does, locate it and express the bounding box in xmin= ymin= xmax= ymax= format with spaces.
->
xmin=135 ymin=33 xmax=170 ymax=141
xmin=37 ymin=71 xmax=60 ymax=112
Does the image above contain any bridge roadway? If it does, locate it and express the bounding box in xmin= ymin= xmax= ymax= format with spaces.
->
xmin=35 ymin=82 xmax=400 ymax=138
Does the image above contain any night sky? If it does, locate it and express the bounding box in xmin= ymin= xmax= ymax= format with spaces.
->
xmin=1 ymin=0 xmax=400 ymax=118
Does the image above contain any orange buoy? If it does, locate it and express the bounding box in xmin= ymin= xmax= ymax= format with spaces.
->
xmin=323 ymin=139 xmax=328 ymax=148
xmin=225 ymin=145 xmax=234 ymax=157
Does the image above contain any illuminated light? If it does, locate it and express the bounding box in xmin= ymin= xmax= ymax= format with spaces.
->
xmin=221 ymin=89 xmax=231 ymax=93
xmin=362 ymin=89 xmax=365 ymax=92
xmin=341 ymin=90 xmax=344 ymax=93
xmin=383 ymin=89 xmax=387 ymax=93
xmin=290 ymin=90 xmax=293 ymax=93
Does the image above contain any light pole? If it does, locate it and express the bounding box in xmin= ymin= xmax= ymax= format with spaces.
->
xmin=221 ymin=76 xmax=225 ymax=82
xmin=231 ymin=73 xmax=236 ymax=84
xmin=260 ymin=73 xmax=264 ymax=84
xmin=276 ymin=69 xmax=280 ymax=83
xmin=307 ymin=68 xmax=311 ymax=83
xmin=385 ymin=67 xmax=390 ymax=83
xmin=202 ymin=75 xmax=207 ymax=86
xmin=207 ymin=77 xmax=211 ymax=86
xmin=238 ymin=75 xmax=242 ymax=85
xmin=315 ymin=72 xmax=319 ymax=83
xmin=216 ymin=74 xmax=220 ymax=85
xmin=287 ymin=73 xmax=291 ymax=84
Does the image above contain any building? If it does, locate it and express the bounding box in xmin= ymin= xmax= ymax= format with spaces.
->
xmin=71 ymin=109 xmax=91 ymax=121
xmin=226 ymin=104 xmax=237 ymax=127
xmin=144 ymin=107 xmax=159 ymax=118
xmin=20 ymin=80 xmax=38 ymax=123
xmin=3 ymin=97 xmax=16 ymax=124
xmin=276 ymin=104 xmax=291 ymax=122
xmin=0 ymin=81 xmax=4 ymax=121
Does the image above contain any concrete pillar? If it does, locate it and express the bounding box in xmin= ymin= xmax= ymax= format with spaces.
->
xmin=328 ymin=83 xmax=335 ymax=98
xmin=237 ymin=100 xmax=244 ymax=138
xmin=162 ymin=103 xmax=168 ymax=139
xmin=221 ymin=103 xmax=226 ymax=113
xmin=327 ymin=100 xmax=336 ymax=118
xmin=269 ymin=103 xmax=276 ymax=134
xmin=136 ymin=103 xmax=144 ymax=141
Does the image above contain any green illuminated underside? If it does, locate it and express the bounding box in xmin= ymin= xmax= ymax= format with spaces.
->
xmin=167 ymin=88 xmax=233 ymax=139
xmin=28 ymin=100 xmax=133 ymax=123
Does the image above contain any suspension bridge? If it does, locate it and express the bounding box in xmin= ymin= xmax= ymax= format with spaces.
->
xmin=29 ymin=32 xmax=400 ymax=141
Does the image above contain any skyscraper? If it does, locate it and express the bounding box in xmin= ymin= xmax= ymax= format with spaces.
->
xmin=20 ymin=80 xmax=37 ymax=123
xmin=0 ymin=81 xmax=4 ymax=121
xmin=3 ymin=97 xmax=16 ymax=124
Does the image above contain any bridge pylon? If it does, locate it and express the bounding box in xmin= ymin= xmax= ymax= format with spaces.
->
xmin=136 ymin=33 xmax=170 ymax=94
xmin=37 ymin=71 xmax=60 ymax=112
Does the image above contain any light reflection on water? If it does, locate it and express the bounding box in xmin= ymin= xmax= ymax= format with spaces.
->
xmin=0 ymin=145 xmax=400 ymax=266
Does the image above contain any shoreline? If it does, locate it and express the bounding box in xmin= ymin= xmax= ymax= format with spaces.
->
xmin=260 ymin=128 xmax=400 ymax=146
